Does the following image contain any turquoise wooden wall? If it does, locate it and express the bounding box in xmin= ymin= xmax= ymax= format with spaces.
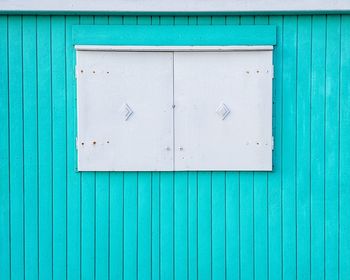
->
xmin=0 ymin=14 xmax=350 ymax=280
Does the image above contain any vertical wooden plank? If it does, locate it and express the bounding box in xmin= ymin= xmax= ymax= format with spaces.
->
xmin=188 ymin=16 xmax=197 ymax=25
xmin=225 ymin=15 xmax=240 ymax=280
xmin=152 ymin=172 xmax=160 ymax=280
xmin=187 ymin=17 xmax=198 ymax=280
xmin=137 ymin=15 xmax=152 ymax=25
xmin=9 ymin=15 xmax=24 ymax=280
xmin=240 ymin=15 xmax=254 ymax=24
xmin=197 ymin=15 xmax=211 ymax=25
xmin=66 ymin=14 xmax=81 ymax=280
xmin=209 ymin=11 xmax=227 ymax=272
xmin=160 ymin=15 xmax=175 ymax=25
xmin=138 ymin=172 xmax=152 ymax=280
xmin=253 ymin=15 xmax=269 ymax=280
xmin=174 ymin=15 xmax=189 ymax=280
xmin=339 ymin=14 xmax=350 ymax=280
xmin=282 ymin=15 xmax=297 ymax=280
xmin=239 ymin=169 xmax=254 ymax=280
xmin=151 ymin=16 xmax=160 ymax=25
xmin=108 ymin=15 xmax=122 ymax=25
xmin=158 ymin=14 xmax=174 ymax=280
xmin=212 ymin=172 xmax=225 ymax=280
xmin=23 ymin=15 xmax=39 ymax=280
xmin=188 ymin=172 xmax=198 ymax=280
xmin=195 ymin=17 xmax=213 ymax=280
xmin=310 ymin=15 xmax=326 ymax=280
xmin=123 ymin=15 xmax=138 ymax=25
xmin=113 ymin=14 xmax=136 ymax=280
xmin=197 ymin=172 xmax=212 ymax=280
xmin=325 ymin=15 xmax=340 ymax=280
xmin=93 ymin=15 xmax=110 ymax=280
xmin=226 ymin=172 xmax=240 ymax=280
xmin=109 ymin=172 xmax=124 ymax=280
xmin=196 ymin=16 xmax=212 ymax=280
xmin=95 ymin=171 xmax=109 ymax=280
xmin=37 ymin=15 xmax=53 ymax=280
xmin=225 ymin=15 xmax=239 ymax=25
xmin=80 ymin=15 xmax=95 ymax=280
xmin=174 ymin=172 xmax=188 ymax=280
xmin=296 ymin=15 xmax=312 ymax=280
xmin=93 ymin=15 xmax=108 ymax=25
xmin=160 ymin=172 xmax=174 ymax=280
xmin=212 ymin=16 xmax=225 ymax=25
xmin=174 ymin=15 xmax=189 ymax=25
xmin=108 ymin=12 xmax=124 ymax=280
xmin=267 ymin=15 xmax=283 ymax=280
xmin=254 ymin=15 xmax=269 ymax=24
xmin=239 ymin=15 xmax=255 ymax=280
xmin=253 ymin=169 xmax=268 ymax=280
xmin=146 ymin=18 xmax=160 ymax=280
xmin=51 ymin=15 xmax=67 ymax=280
xmin=0 ymin=15 xmax=11 ymax=280
xmin=211 ymin=45 xmax=225 ymax=280
xmin=80 ymin=131 xmax=95 ymax=280
xmin=120 ymin=15 xmax=138 ymax=280
xmin=124 ymin=172 xmax=138 ymax=280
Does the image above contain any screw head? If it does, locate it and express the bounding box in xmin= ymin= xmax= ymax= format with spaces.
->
xmin=179 ymin=147 xmax=183 ymax=151
xmin=165 ymin=146 xmax=171 ymax=151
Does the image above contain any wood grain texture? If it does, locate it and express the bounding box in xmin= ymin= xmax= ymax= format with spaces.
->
xmin=0 ymin=14 xmax=349 ymax=280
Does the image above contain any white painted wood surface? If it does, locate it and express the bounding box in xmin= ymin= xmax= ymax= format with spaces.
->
xmin=174 ymin=51 xmax=273 ymax=171
xmin=1 ymin=0 xmax=349 ymax=12
xmin=76 ymin=47 xmax=273 ymax=171
xmin=75 ymin=45 xmax=274 ymax=52
xmin=76 ymin=51 xmax=174 ymax=171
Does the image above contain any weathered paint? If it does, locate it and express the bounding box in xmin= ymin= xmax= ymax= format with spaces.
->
xmin=0 ymin=14 xmax=350 ymax=280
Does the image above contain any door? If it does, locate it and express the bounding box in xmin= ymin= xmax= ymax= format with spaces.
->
xmin=174 ymin=51 xmax=273 ymax=171
xmin=76 ymin=51 xmax=174 ymax=171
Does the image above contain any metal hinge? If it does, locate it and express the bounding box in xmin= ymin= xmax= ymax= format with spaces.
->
xmin=271 ymin=136 xmax=275 ymax=150
xmin=76 ymin=137 xmax=79 ymax=150
xmin=75 ymin=65 xmax=79 ymax=79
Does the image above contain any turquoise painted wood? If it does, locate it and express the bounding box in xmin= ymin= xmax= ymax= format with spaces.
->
xmin=72 ymin=24 xmax=276 ymax=45
xmin=0 ymin=14 xmax=350 ymax=280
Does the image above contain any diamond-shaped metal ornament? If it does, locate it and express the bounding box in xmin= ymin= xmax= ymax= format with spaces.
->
xmin=120 ymin=103 xmax=133 ymax=121
xmin=216 ymin=103 xmax=231 ymax=120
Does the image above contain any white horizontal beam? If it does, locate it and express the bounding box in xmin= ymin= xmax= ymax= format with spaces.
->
xmin=75 ymin=45 xmax=274 ymax=52
xmin=1 ymin=0 xmax=350 ymax=13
